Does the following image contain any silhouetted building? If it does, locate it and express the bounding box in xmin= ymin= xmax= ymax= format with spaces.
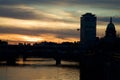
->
xmin=105 ymin=17 xmax=116 ymax=38
xmin=80 ymin=13 xmax=96 ymax=45
xmin=0 ymin=40 xmax=8 ymax=46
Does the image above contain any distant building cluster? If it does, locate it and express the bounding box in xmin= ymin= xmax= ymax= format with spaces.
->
xmin=80 ymin=13 xmax=117 ymax=45
xmin=0 ymin=40 xmax=8 ymax=46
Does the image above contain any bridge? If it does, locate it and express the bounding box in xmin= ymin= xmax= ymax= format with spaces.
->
xmin=0 ymin=44 xmax=80 ymax=65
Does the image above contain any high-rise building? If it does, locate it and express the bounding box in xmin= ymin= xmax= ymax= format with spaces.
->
xmin=80 ymin=13 xmax=97 ymax=44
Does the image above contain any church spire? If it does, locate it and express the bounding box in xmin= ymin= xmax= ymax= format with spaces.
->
xmin=110 ymin=17 xmax=112 ymax=23
xmin=105 ymin=17 xmax=116 ymax=38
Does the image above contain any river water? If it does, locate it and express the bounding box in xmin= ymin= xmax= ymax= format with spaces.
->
xmin=0 ymin=58 xmax=80 ymax=80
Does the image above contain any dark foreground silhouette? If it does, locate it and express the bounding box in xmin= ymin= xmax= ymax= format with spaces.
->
xmin=0 ymin=13 xmax=120 ymax=80
xmin=0 ymin=37 xmax=120 ymax=80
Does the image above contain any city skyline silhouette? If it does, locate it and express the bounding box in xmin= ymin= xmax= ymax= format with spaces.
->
xmin=0 ymin=1 xmax=120 ymax=80
xmin=0 ymin=13 xmax=119 ymax=45
xmin=0 ymin=0 xmax=120 ymax=44
xmin=0 ymin=12 xmax=120 ymax=80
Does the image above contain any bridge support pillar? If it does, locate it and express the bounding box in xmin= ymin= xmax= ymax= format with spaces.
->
xmin=6 ymin=58 xmax=16 ymax=65
xmin=23 ymin=57 xmax=26 ymax=61
xmin=55 ymin=58 xmax=61 ymax=65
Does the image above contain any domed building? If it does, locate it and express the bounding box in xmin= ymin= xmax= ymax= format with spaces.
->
xmin=105 ymin=17 xmax=116 ymax=38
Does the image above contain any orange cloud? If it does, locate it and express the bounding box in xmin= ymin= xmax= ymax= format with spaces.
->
xmin=0 ymin=33 xmax=79 ymax=44
xmin=0 ymin=16 xmax=78 ymax=30
xmin=37 ymin=34 xmax=79 ymax=43
xmin=0 ymin=34 xmax=43 ymax=43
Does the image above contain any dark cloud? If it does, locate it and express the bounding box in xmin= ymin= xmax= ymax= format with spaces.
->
xmin=0 ymin=0 xmax=57 ymax=5
xmin=0 ymin=26 xmax=79 ymax=39
xmin=98 ymin=17 xmax=120 ymax=24
xmin=0 ymin=0 xmax=120 ymax=8
xmin=51 ymin=29 xmax=79 ymax=39
xmin=0 ymin=0 xmax=119 ymax=23
xmin=63 ymin=0 xmax=120 ymax=9
xmin=0 ymin=6 xmax=39 ymax=20
xmin=0 ymin=6 xmax=78 ymax=23
xmin=72 ymin=0 xmax=120 ymax=5
xmin=0 ymin=0 xmax=119 ymax=4
xmin=0 ymin=26 xmax=35 ymax=35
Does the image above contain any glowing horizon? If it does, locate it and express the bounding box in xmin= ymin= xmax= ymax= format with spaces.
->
xmin=0 ymin=0 xmax=120 ymax=44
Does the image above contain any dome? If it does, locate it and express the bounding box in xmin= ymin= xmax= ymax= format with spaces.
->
xmin=105 ymin=17 xmax=116 ymax=38
xmin=106 ymin=18 xmax=116 ymax=32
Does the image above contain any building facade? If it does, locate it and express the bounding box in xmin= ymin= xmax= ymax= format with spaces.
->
xmin=80 ymin=13 xmax=97 ymax=44
xmin=105 ymin=17 xmax=116 ymax=38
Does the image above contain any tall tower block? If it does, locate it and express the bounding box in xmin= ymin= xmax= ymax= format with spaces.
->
xmin=80 ymin=13 xmax=97 ymax=44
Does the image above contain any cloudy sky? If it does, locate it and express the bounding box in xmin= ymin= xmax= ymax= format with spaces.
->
xmin=0 ymin=0 xmax=120 ymax=44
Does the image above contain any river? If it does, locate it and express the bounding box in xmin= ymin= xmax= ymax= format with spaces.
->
xmin=0 ymin=58 xmax=80 ymax=80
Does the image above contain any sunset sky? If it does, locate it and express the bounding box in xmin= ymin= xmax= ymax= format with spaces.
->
xmin=0 ymin=0 xmax=120 ymax=44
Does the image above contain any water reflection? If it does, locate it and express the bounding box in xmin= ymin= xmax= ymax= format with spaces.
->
xmin=0 ymin=58 xmax=80 ymax=80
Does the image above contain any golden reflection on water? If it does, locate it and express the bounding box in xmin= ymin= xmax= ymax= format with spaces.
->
xmin=0 ymin=58 xmax=80 ymax=80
